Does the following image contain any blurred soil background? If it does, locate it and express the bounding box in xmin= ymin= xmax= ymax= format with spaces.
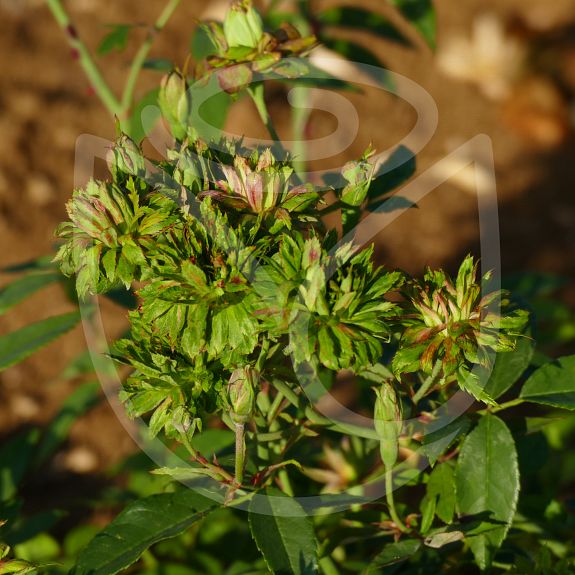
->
xmin=0 ymin=0 xmax=574 ymax=517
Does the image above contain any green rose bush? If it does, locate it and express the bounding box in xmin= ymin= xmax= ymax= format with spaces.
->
xmin=49 ymin=2 xmax=575 ymax=573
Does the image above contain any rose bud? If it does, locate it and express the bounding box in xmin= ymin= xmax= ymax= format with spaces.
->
xmin=228 ymin=367 xmax=257 ymax=423
xmin=374 ymin=384 xmax=402 ymax=469
xmin=159 ymin=71 xmax=192 ymax=141
xmin=223 ymin=0 xmax=264 ymax=49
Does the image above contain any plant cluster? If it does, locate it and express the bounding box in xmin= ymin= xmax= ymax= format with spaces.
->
xmin=0 ymin=1 xmax=574 ymax=575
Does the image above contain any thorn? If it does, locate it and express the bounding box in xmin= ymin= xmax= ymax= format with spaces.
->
xmin=66 ymin=24 xmax=78 ymax=39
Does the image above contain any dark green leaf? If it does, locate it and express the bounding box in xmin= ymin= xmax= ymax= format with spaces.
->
xmin=72 ymin=490 xmax=216 ymax=575
xmin=5 ymin=510 xmax=64 ymax=546
xmin=427 ymin=463 xmax=455 ymax=524
xmin=366 ymin=146 xmax=416 ymax=207
xmin=104 ymin=287 xmax=138 ymax=309
xmin=419 ymin=494 xmax=436 ymax=534
xmin=35 ymin=382 xmax=101 ymax=466
xmin=520 ymin=355 xmax=575 ymax=410
xmin=127 ymin=88 xmax=161 ymax=144
xmin=97 ymin=25 xmax=133 ymax=56
xmin=191 ymin=25 xmax=219 ymax=60
xmin=317 ymin=7 xmax=409 ymax=46
xmin=143 ymin=59 xmax=173 ymax=71
xmin=0 ymin=272 xmax=60 ymax=315
xmin=248 ymin=491 xmax=319 ymax=575
xmin=483 ymin=337 xmax=534 ymax=399
xmin=388 ymin=0 xmax=436 ymax=48
xmin=321 ymin=38 xmax=392 ymax=84
xmin=364 ymin=539 xmax=421 ymax=573
xmin=456 ymin=414 xmax=519 ymax=570
xmin=61 ymin=350 xmax=96 ymax=379
xmin=0 ymin=312 xmax=80 ymax=371
xmin=2 ymin=255 xmax=55 ymax=273
xmin=0 ymin=430 xmax=39 ymax=501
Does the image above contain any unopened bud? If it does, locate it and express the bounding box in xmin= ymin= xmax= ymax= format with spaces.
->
xmin=216 ymin=63 xmax=253 ymax=94
xmin=108 ymin=135 xmax=145 ymax=178
xmin=223 ymin=0 xmax=263 ymax=49
xmin=340 ymin=155 xmax=373 ymax=207
xmin=0 ymin=560 xmax=33 ymax=574
xmin=159 ymin=71 xmax=191 ymax=141
xmin=374 ymin=384 xmax=402 ymax=469
xmin=228 ymin=367 xmax=257 ymax=423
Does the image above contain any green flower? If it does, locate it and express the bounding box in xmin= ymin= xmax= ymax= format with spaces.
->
xmin=256 ymin=233 xmax=404 ymax=371
xmin=114 ymin=316 xmax=226 ymax=441
xmin=200 ymin=148 xmax=320 ymax=228
xmin=54 ymin=175 xmax=176 ymax=297
xmin=394 ymin=255 xmax=529 ymax=403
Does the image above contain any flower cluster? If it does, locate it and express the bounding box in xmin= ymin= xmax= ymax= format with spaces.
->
xmin=197 ymin=0 xmax=317 ymax=93
xmin=55 ymin=121 xmax=404 ymax=439
xmin=53 ymin=0 xmax=527 ymax=452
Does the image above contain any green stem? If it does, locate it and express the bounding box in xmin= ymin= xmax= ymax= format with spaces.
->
xmin=319 ymin=556 xmax=340 ymax=575
xmin=47 ymin=0 xmax=181 ymax=124
xmin=263 ymin=384 xmax=293 ymax=494
xmin=180 ymin=430 xmax=234 ymax=482
xmin=234 ymin=422 xmax=246 ymax=486
xmin=267 ymin=391 xmax=285 ymax=425
xmin=46 ymin=0 xmax=122 ymax=116
xmin=271 ymin=378 xmax=380 ymax=439
xmin=290 ymin=86 xmax=311 ymax=176
xmin=120 ymin=0 xmax=182 ymax=113
xmin=308 ymin=409 xmax=379 ymax=440
xmin=412 ymin=360 xmax=442 ymax=404
xmin=255 ymin=338 xmax=271 ymax=373
xmin=277 ymin=468 xmax=294 ymax=496
xmin=270 ymin=378 xmax=302 ymax=408
xmin=385 ymin=468 xmax=407 ymax=532
xmin=478 ymin=398 xmax=525 ymax=415
xmin=248 ymin=84 xmax=284 ymax=157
